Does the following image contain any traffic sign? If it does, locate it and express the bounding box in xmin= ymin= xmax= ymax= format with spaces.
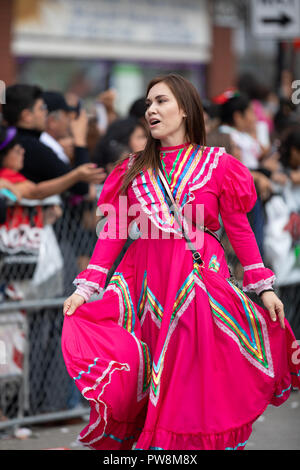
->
xmin=251 ymin=0 xmax=300 ymax=38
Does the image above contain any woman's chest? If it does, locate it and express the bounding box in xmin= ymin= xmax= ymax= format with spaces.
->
xmin=127 ymin=147 xmax=225 ymax=232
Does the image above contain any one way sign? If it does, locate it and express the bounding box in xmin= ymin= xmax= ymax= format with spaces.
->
xmin=251 ymin=0 xmax=300 ymax=38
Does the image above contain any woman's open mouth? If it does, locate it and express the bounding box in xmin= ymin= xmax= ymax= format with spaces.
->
xmin=149 ymin=118 xmax=161 ymax=128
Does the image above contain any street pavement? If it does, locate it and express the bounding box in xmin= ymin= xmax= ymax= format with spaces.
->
xmin=0 ymin=391 xmax=299 ymax=451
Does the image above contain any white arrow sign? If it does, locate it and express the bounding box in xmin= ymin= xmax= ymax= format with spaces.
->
xmin=251 ymin=0 xmax=300 ymax=38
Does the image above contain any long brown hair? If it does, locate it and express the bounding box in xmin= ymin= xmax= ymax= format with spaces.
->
xmin=119 ymin=73 xmax=206 ymax=194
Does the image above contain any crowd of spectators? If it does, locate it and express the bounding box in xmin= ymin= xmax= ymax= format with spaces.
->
xmin=205 ymin=72 xmax=300 ymax=338
xmin=0 ymin=72 xmax=299 ymax=336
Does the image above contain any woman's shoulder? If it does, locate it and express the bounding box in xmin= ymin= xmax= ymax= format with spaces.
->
xmin=202 ymin=145 xmax=227 ymax=156
xmin=200 ymin=145 xmax=229 ymax=171
xmin=202 ymin=146 xmax=250 ymax=173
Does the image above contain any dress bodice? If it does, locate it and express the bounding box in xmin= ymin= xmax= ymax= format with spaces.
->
xmin=73 ymin=144 xmax=275 ymax=298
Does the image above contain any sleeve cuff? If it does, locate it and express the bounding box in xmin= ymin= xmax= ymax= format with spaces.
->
xmin=74 ymin=284 xmax=97 ymax=302
xmin=242 ymin=265 xmax=276 ymax=295
xmin=73 ymin=264 xmax=109 ymax=295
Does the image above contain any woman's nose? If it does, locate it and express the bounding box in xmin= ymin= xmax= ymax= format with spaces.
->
xmin=147 ymin=102 xmax=156 ymax=115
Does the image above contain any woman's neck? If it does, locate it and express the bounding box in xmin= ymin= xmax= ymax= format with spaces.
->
xmin=159 ymin=142 xmax=191 ymax=151
xmin=160 ymin=136 xmax=190 ymax=147
xmin=160 ymin=133 xmax=190 ymax=149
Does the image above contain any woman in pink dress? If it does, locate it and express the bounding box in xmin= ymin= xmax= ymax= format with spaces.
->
xmin=61 ymin=74 xmax=300 ymax=450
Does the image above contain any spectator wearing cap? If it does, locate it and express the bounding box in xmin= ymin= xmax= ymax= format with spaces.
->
xmin=40 ymin=91 xmax=73 ymax=164
xmin=41 ymin=91 xmax=92 ymax=175
xmin=1 ymin=85 xmax=92 ymax=196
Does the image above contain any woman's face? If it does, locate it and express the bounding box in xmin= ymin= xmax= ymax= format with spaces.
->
xmin=145 ymin=81 xmax=187 ymax=147
xmin=1 ymin=144 xmax=25 ymax=171
xmin=129 ymin=125 xmax=147 ymax=153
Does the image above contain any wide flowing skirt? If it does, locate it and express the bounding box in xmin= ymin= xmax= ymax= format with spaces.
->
xmin=61 ymin=235 xmax=300 ymax=450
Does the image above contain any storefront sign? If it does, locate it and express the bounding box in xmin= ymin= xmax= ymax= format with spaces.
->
xmin=13 ymin=0 xmax=211 ymax=62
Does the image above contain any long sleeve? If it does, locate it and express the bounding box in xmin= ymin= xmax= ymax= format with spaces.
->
xmin=219 ymin=155 xmax=275 ymax=294
xmin=73 ymin=157 xmax=134 ymax=297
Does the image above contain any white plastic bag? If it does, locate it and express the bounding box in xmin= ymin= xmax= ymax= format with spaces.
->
xmin=264 ymin=187 xmax=300 ymax=286
xmin=10 ymin=224 xmax=64 ymax=299
xmin=0 ymin=312 xmax=26 ymax=377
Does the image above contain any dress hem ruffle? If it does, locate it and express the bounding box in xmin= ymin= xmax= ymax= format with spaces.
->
xmin=76 ymin=371 xmax=300 ymax=451
xmin=135 ymin=374 xmax=297 ymax=451
xmin=77 ymin=403 xmax=146 ymax=450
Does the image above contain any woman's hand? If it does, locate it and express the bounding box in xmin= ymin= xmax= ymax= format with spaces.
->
xmin=63 ymin=293 xmax=85 ymax=316
xmin=260 ymin=291 xmax=285 ymax=329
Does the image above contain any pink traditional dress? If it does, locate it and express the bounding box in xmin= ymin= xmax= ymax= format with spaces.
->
xmin=62 ymin=144 xmax=300 ymax=450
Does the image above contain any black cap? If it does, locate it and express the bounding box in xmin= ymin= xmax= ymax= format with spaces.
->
xmin=43 ymin=91 xmax=73 ymax=113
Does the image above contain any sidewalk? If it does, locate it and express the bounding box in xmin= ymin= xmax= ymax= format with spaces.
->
xmin=0 ymin=392 xmax=299 ymax=450
xmin=0 ymin=417 xmax=88 ymax=451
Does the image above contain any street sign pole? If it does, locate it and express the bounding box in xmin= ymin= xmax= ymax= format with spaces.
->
xmin=251 ymin=0 xmax=300 ymax=94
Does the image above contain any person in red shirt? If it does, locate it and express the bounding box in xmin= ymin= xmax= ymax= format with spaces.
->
xmin=0 ymin=126 xmax=106 ymax=200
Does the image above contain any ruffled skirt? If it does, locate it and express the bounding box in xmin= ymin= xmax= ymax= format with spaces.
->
xmin=61 ymin=237 xmax=300 ymax=450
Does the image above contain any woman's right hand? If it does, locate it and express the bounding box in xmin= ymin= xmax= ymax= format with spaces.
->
xmin=63 ymin=293 xmax=85 ymax=316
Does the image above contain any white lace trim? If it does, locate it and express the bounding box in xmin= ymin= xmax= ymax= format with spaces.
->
xmin=87 ymin=264 xmax=109 ymax=274
xmin=213 ymin=314 xmax=274 ymax=378
xmin=74 ymin=286 xmax=92 ymax=302
xmin=131 ymin=173 xmax=182 ymax=235
xmin=131 ymin=146 xmax=225 ymax=235
xmin=243 ymin=275 xmax=276 ymax=294
xmin=78 ymin=360 xmax=130 ymax=448
xmin=73 ymin=278 xmax=104 ymax=294
xmin=185 ymin=147 xmax=225 ymax=204
xmin=243 ymin=263 xmax=265 ymax=271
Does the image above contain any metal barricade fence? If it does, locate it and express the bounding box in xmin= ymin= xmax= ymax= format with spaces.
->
xmin=0 ymin=195 xmax=98 ymax=432
xmin=0 ymin=298 xmax=89 ymax=433
xmin=0 ymin=195 xmax=99 ymax=300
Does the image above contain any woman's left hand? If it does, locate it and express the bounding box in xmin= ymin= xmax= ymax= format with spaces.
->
xmin=260 ymin=291 xmax=285 ymax=329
